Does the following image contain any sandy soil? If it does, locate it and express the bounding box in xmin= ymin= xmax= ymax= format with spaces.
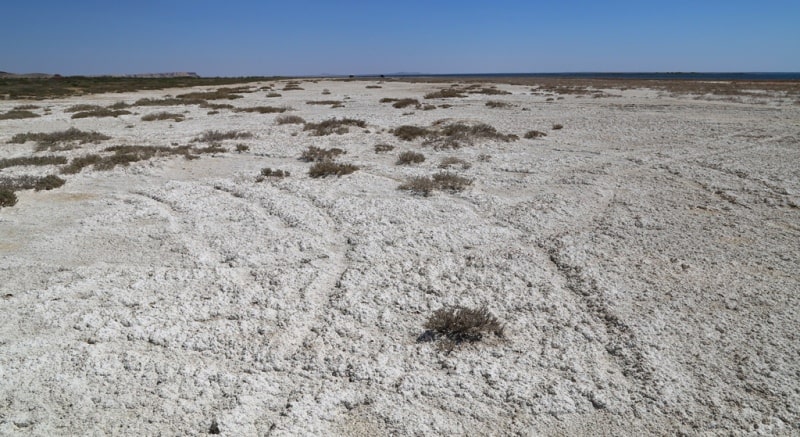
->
xmin=1 ymin=79 xmax=799 ymax=435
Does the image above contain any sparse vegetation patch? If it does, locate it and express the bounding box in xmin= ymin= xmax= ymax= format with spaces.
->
xmin=300 ymin=146 xmax=346 ymax=162
xmin=141 ymin=112 xmax=185 ymax=122
xmin=192 ymin=130 xmax=253 ymax=143
xmin=9 ymin=128 xmax=111 ymax=151
xmin=0 ymin=155 xmax=67 ymax=169
xmin=303 ymin=118 xmax=366 ymax=136
xmin=419 ymin=306 xmax=504 ymax=348
xmin=424 ymin=89 xmax=467 ymax=99
xmin=485 ymin=100 xmax=512 ymax=108
xmin=0 ymin=109 xmax=40 ymax=120
xmin=256 ymin=168 xmax=290 ymax=181
xmin=439 ymin=157 xmax=471 ymax=170
xmin=234 ymin=106 xmax=288 ymax=114
xmin=524 ymin=130 xmax=547 ymax=139
xmin=396 ymin=151 xmax=426 ymax=165
xmin=374 ymin=144 xmax=394 ymax=153
xmin=308 ymin=161 xmax=358 ymax=178
xmin=276 ymin=115 xmax=305 ymax=125
xmin=71 ymin=108 xmax=131 ymax=119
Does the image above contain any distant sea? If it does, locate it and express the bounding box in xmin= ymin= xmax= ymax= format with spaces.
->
xmin=387 ymin=72 xmax=800 ymax=81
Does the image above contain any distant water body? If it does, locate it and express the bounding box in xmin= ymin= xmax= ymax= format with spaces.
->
xmin=392 ymin=72 xmax=800 ymax=81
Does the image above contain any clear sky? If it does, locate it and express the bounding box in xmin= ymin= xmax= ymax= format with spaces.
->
xmin=2 ymin=0 xmax=798 ymax=76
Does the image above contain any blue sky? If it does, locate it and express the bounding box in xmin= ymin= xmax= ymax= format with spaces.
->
xmin=2 ymin=1 xmax=798 ymax=76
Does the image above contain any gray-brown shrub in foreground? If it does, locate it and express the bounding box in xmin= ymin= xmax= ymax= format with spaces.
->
xmin=421 ymin=306 xmax=504 ymax=345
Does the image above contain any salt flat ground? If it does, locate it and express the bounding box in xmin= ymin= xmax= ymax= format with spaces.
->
xmin=1 ymin=79 xmax=798 ymax=435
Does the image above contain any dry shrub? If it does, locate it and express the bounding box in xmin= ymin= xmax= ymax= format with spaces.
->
xmin=308 ymin=161 xmax=358 ymax=178
xmin=321 ymin=89 xmax=331 ymax=95
xmin=552 ymin=124 xmax=564 ymax=130
xmin=256 ymin=168 xmax=290 ymax=181
xmin=391 ymin=98 xmax=421 ymax=109
xmin=201 ymin=102 xmax=235 ymax=110
xmin=397 ymin=176 xmax=436 ymax=196
xmin=60 ymin=144 xmax=221 ymax=174
xmin=424 ymin=89 xmax=466 ymax=99
xmin=141 ymin=112 xmax=185 ymax=122
xmin=374 ymin=144 xmax=394 ymax=153
xmin=0 ymin=110 xmax=40 ymax=120
xmin=65 ymin=104 xmax=103 ymax=113
xmin=234 ymin=106 xmax=288 ymax=114
xmin=432 ymin=172 xmax=472 ymax=192
xmin=133 ymin=97 xmax=206 ymax=107
xmin=108 ymin=101 xmax=131 ymax=109
xmin=9 ymin=128 xmax=111 ymax=151
xmin=303 ymin=118 xmax=366 ymax=136
xmin=300 ymin=146 xmax=346 ymax=162
xmin=235 ymin=144 xmax=249 ymax=152
xmin=524 ymin=130 xmax=547 ymax=139
xmin=176 ymin=89 xmax=243 ymax=100
xmin=366 ymin=85 xmax=382 ymax=89
xmin=13 ymin=104 xmax=39 ymax=110
xmin=396 ymin=151 xmax=425 ymax=165
xmin=429 ymin=122 xmax=517 ymax=149
xmin=192 ymin=130 xmax=253 ymax=143
xmin=469 ymin=87 xmax=511 ymax=95
xmin=306 ymin=100 xmax=343 ymax=106
xmin=71 ymin=108 xmax=131 ymax=119
xmin=439 ymin=157 xmax=471 ymax=170
xmin=420 ymin=306 xmax=504 ymax=346
xmin=276 ymin=115 xmax=305 ymax=125
xmin=422 ymin=104 xmax=436 ymax=110
xmin=33 ymin=175 xmax=66 ymax=191
xmin=0 ymin=189 xmax=16 ymax=208
xmin=0 ymin=155 xmax=67 ymax=169
xmin=485 ymin=100 xmax=512 ymax=108
xmin=266 ymin=92 xmax=282 ymax=98
xmin=393 ymin=125 xmax=431 ymax=141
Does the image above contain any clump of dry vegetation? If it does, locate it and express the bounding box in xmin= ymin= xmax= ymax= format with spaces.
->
xmin=8 ymin=128 xmax=111 ymax=151
xmin=141 ymin=112 xmax=185 ymax=122
xmin=234 ymin=106 xmax=288 ymax=114
xmin=306 ymin=100 xmax=344 ymax=107
xmin=13 ymin=104 xmax=39 ymax=110
xmin=374 ymin=144 xmax=394 ymax=153
xmin=392 ymin=121 xmax=517 ymax=148
xmin=303 ymin=118 xmax=366 ymax=136
xmin=439 ymin=157 xmax=471 ymax=170
xmin=0 ymin=189 xmax=16 ymax=208
xmin=0 ymin=174 xmax=66 ymax=192
xmin=419 ymin=306 xmax=504 ymax=349
xmin=256 ymin=168 xmax=290 ymax=181
xmin=424 ymin=89 xmax=466 ymax=99
xmin=201 ymin=102 xmax=234 ymax=110
xmin=192 ymin=130 xmax=253 ymax=143
xmin=60 ymin=144 xmax=224 ymax=174
xmin=283 ymin=82 xmax=304 ymax=91
xmin=65 ymin=104 xmax=103 ymax=113
xmin=276 ymin=115 xmax=305 ymax=125
xmin=392 ymin=125 xmax=431 ymax=141
xmin=380 ymin=98 xmax=421 ymax=109
xmin=396 ymin=151 xmax=425 ymax=165
xmin=300 ymin=146 xmax=346 ymax=162
xmin=485 ymin=100 xmax=512 ymax=108
xmin=266 ymin=92 xmax=282 ymax=98
xmin=0 ymin=109 xmax=40 ymax=120
xmin=176 ymin=88 xmax=243 ymax=100
xmin=524 ymin=130 xmax=547 ymax=139
xmin=366 ymin=85 xmax=382 ymax=89
xmin=0 ymin=155 xmax=67 ymax=169
xmin=552 ymin=124 xmax=564 ymax=130
xmin=71 ymin=108 xmax=132 ymax=119
xmin=398 ymin=172 xmax=472 ymax=196
xmin=308 ymin=161 xmax=359 ymax=178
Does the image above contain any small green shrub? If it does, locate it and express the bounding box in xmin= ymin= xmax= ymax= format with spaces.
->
xmin=192 ymin=130 xmax=253 ymax=143
xmin=234 ymin=106 xmax=288 ymax=114
xmin=276 ymin=115 xmax=305 ymax=125
xmin=141 ymin=112 xmax=185 ymax=122
xmin=0 ymin=155 xmax=67 ymax=169
xmin=256 ymin=168 xmax=290 ymax=181
xmin=308 ymin=161 xmax=358 ymax=178
xmin=439 ymin=157 xmax=471 ymax=170
xmin=393 ymin=125 xmax=431 ymax=141
xmin=9 ymin=128 xmax=111 ymax=151
xmin=300 ymin=146 xmax=346 ymax=162
xmin=424 ymin=89 xmax=466 ymax=99
xmin=524 ymin=130 xmax=547 ymax=139
xmin=34 ymin=175 xmax=66 ymax=191
xmin=303 ymin=118 xmax=366 ymax=136
xmin=0 ymin=189 xmax=17 ymax=208
xmin=71 ymin=108 xmax=131 ymax=119
xmin=396 ymin=151 xmax=425 ymax=165
xmin=0 ymin=110 xmax=40 ymax=120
